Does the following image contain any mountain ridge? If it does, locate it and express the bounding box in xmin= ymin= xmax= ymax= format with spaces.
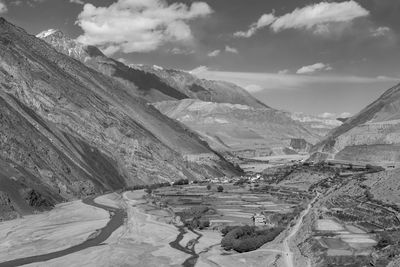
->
xmin=0 ymin=17 xmax=239 ymax=219
xmin=311 ymin=82 xmax=400 ymax=164
xmin=37 ymin=28 xmax=268 ymax=108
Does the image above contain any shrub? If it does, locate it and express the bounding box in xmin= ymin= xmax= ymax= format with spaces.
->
xmin=206 ymin=184 xmax=212 ymax=190
xmin=217 ymin=185 xmax=224 ymax=192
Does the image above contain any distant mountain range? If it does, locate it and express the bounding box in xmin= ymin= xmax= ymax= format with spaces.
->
xmin=153 ymin=99 xmax=329 ymax=157
xmin=312 ymin=83 xmax=400 ymax=165
xmin=290 ymin=112 xmax=342 ymax=137
xmin=0 ymin=18 xmax=239 ymax=219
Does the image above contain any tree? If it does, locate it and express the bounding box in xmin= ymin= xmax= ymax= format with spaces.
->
xmin=217 ymin=185 xmax=224 ymax=192
xmin=206 ymin=184 xmax=212 ymax=190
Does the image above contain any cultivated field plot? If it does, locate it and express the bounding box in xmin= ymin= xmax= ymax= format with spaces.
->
xmin=240 ymin=154 xmax=308 ymax=173
xmin=153 ymin=184 xmax=296 ymax=227
xmin=314 ymin=218 xmax=377 ymax=257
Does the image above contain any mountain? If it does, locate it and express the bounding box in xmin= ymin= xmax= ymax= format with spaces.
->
xmin=37 ymin=29 xmax=267 ymax=108
xmin=311 ymin=83 xmax=400 ymax=165
xmin=0 ymin=18 xmax=239 ymax=219
xmin=153 ymin=99 xmax=321 ymax=157
xmin=129 ymin=64 xmax=269 ymax=108
xmin=290 ymin=112 xmax=342 ymax=137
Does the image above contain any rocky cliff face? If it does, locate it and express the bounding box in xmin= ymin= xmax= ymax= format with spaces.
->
xmin=312 ymin=83 xmax=400 ymax=164
xmin=0 ymin=18 xmax=239 ymax=219
xmin=37 ymin=29 xmax=267 ymax=108
xmin=153 ymin=99 xmax=320 ymax=157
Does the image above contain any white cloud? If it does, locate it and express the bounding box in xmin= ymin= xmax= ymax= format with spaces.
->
xmin=296 ymin=63 xmax=332 ymax=74
xmin=339 ymin=112 xmax=352 ymax=118
xmin=234 ymin=13 xmax=275 ymax=38
xmin=234 ymin=1 xmax=369 ymax=38
xmin=192 ymin=69 xmax=398 ymax=93
xmin=245 ymin=84 xmax=264 ymax=93
xmin=207 ymin=49 xmax=220 ymax=57
xmin=76 ymin=0 xmax=212 ymax=55
xmin=70 ymin=0 xmax=84 ymax=5
xmin=271 ymin=1 xmax=369 ymax=33
xmin=371 ymin=26 xmax=390 ymax=37
xmin=376 ymin=75 xmax=399 ymax=81
xmin=318 ymin=112 xmax=352 ymax=119
xmin=278 ymin=69 xmax=289 ymax=75
xmin=318 ymin=112 xmax=336 ymax=119
xmin=0 ymin=1 xmax=7 ymax=13
xmin=169 ymin=47 xmax=194 ymax=55
xmin=225 ymin=45 xmax=238 ymax=54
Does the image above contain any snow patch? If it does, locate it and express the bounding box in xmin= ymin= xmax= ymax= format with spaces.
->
xmin=36 ymin=29 xmax=60 ymax=38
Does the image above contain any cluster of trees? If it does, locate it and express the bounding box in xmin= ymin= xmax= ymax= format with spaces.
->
xmin=124 ymin=182 xmax=171 ymax=192
xmin=206 ymin=184 xmax=224 ymax=192
xmin=177 ymin=206 xmax=215 ymax=230
xmin=221 ymin=225 xmax=283 ymax=253
xmin=173 ymin=179 xmax=189 ymax=185
xmin=124 ymin=178 xmax=193 ymax=193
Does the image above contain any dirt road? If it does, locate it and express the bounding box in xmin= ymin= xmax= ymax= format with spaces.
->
xmin=282 ymin=193 xmax=320 ymax=267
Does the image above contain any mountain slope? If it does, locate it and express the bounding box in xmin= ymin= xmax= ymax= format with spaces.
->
xmin=153 ymin=99 xmax=321 ymax=157
xmin=130 ymin=65 xmax=269 ymax=108
xmin=0 ymin=18 xmax=239 ymax=219
xmin=290 ymin=112 xmax=342 ymax=138
xmin=312 ymin=83 xmax=400 ymax=164
xmin=37 ymin=29 xmax=267 ymax=108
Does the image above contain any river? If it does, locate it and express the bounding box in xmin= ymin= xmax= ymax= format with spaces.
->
xmin=0 ymin=197 xmax=126 ymax=267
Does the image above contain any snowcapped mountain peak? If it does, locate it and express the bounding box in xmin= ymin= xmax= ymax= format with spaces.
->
xmin=37 ymin=28 xmax=99 ymax=62
xmin=36 ymin=29 xmax=62 ymax=38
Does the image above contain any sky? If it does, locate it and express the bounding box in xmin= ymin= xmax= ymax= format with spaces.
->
xmin=1 ymin=0 xmax=400 ymax=118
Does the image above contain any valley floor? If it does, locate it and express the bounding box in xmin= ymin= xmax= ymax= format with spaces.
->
xmin=0 ymin=188 xmax=312 ymax=267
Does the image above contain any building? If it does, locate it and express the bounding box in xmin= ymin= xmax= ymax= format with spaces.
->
xmin=252 ymin=213 xmax=267 ymax=226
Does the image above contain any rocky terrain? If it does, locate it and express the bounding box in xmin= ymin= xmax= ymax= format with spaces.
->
xmin=312 ymin=83 xmax=400 ymax=165
xmin=0 ymin=18 xmax=239 ymax=220
xmin=38 ymin=29 xmax=267 ymax=108
xmin=153 ymin=99 xmax=321 ymax=157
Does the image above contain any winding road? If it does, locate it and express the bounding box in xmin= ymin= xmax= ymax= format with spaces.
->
xmin=0 ymin=197 xmax=126 ymax=267
xmin=282 ymin=193 xmax=320 ymax=267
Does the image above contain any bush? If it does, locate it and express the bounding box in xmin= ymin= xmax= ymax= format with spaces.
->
xmin=206 ymin=184 xmax=212 ymax=190
xmin=217 ymin=185 xmax=224 ymax=192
